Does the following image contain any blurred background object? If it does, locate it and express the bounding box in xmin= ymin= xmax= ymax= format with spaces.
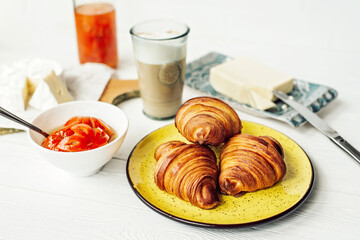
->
xmin=74 ymin=0 xmax=118 ymax=68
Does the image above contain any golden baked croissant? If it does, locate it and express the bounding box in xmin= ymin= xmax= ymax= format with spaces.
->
xmin=154 ymin=141 xmax=219 ymax=209
xmin=219 ymin=134 xmax=286 ymax=196
xmin=175 ymin=97 xmax=242 ymax=146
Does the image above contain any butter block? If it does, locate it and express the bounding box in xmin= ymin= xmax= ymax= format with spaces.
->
xmin=210 ymin=58 xmax=293 ymax=110
xmin=29 ymin=71 xmax=73 ymax=110
xmin=0 ymin=65 xmax=29 ymax=111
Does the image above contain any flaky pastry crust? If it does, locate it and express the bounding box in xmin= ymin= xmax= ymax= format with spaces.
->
xmin=175 ymin=97 xmax=242 ymax=146
xmin=219 ymin=134 xmax=286 ymax=196
xmin=154 ymin=141 xmax=219 ymax=209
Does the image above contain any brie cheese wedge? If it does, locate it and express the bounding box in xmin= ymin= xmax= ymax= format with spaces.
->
xmin=29 ymin=71 xmax=73 ymax=110
xmin=27 ymin=59 xmax=63 ymax=96
xmin=0 ymin=64 xmax=29 ymax=111
xmin=210 ymin=58 xmax=294 ymax=110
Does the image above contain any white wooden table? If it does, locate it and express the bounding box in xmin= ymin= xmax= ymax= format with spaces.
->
xmin=1 ymin=0 xmax=360 ymax=239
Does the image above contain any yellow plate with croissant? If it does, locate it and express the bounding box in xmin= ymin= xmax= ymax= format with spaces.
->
xmin=126 ymin=121 xmax=314 ymax=227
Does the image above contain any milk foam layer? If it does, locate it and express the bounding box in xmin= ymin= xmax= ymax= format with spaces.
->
xmin=136 ymin=30 xmax=181 ymax=40
xmin=132 ymin=36 xmax=186 ymax=65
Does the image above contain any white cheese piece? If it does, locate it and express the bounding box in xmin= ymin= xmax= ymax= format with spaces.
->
xmin=209 ymin=57 xmax=294 ymax=110
xmin=0 ymin=64 xmax=29 ymax=111
xmin=26 ymin=59 xmax=63 ymax=95
xmin=29 ymin=71 xmax=73 ymax=110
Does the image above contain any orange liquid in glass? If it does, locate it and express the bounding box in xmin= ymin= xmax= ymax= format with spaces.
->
xmin=75 ymin=3 xmax=118 ymax=68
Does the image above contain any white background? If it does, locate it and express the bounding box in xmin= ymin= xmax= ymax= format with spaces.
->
xmin=1 ymin=0 xmax=360 ymax=239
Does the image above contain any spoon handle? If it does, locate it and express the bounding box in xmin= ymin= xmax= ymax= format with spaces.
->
xmin=0 ymin=107 xmax=49 ymax=138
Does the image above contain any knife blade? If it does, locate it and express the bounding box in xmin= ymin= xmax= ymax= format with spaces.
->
xmin=273 ymin=90 xmax=360 ymax=165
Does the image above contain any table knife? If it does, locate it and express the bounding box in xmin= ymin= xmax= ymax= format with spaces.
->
xmin=273 ymin=90 xmax=360 ymax=165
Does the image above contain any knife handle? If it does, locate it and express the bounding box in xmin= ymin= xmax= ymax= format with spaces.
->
xmin=330 ymin=136 xmax=360 ymax=165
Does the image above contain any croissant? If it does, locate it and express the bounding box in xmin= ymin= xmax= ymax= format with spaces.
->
xmin=154 ymin=141 xmax=219 ymax=209
xmin=175 ymin=97 xmax=242 ymax=146
xmin=219 ymin=134 xmax=286 ymax=196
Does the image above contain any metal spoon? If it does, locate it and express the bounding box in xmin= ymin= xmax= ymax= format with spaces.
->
xmin=0 ymin=106 xmax=49 ymax=138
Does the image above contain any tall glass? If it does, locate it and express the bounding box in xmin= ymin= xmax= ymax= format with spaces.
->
xmin=74 ymin=0 xmax=118 ymax=68
xmin=130 ymin=19 xmax=190 ymax=119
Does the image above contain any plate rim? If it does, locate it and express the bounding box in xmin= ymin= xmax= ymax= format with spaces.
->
xmin=126 ymin=122 xmax=315 ymax=228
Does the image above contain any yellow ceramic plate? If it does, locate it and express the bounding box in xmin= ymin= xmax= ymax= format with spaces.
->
xmin=126 ymin=121 xmax=314 ymax=227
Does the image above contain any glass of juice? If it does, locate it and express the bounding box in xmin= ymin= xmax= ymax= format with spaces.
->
xmin=74 ymin=0 xmax=118 ymax=68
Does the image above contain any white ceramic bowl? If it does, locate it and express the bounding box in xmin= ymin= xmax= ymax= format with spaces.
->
xmin=28 ymin=101 xmax=128 ymax=177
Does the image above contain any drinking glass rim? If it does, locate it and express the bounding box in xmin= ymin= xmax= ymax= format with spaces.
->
xmin=130 ymin=19 xmax=190 ymax=41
